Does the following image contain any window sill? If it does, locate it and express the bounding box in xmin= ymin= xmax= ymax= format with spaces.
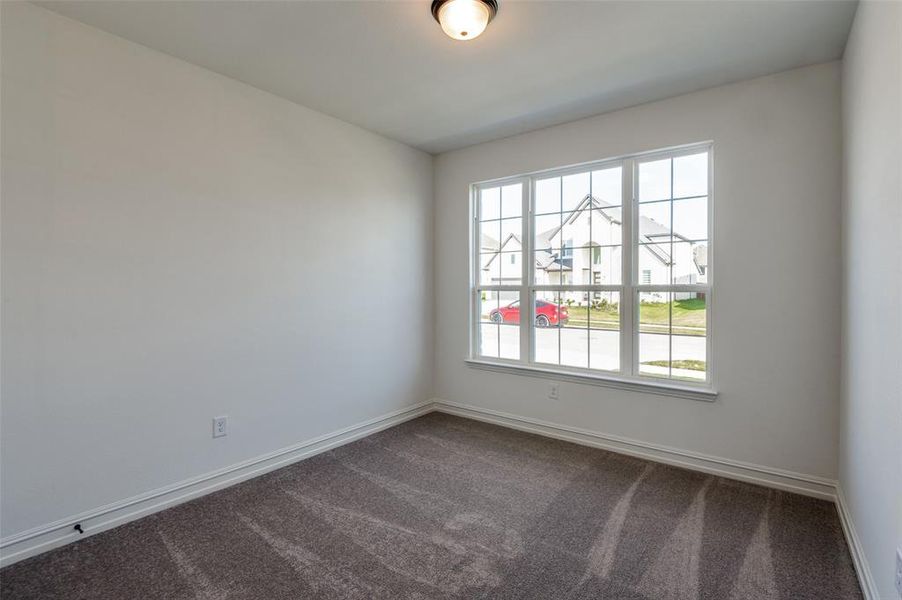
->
xmin=464 ymin=359 xmax=718 ymax=402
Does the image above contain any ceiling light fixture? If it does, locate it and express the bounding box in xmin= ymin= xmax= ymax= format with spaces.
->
xmin=431 ymin=0 xmax=498 ymax=41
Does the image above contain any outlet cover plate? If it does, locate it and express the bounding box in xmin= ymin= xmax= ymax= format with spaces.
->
xmin=213 ymin=416 xmax=228 ymax=438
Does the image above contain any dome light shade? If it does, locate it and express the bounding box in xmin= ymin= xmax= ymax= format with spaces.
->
xmin=431 ymin=0 xmax=498 ymax=41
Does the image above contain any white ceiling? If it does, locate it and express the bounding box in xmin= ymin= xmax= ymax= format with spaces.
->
xmin=38 ymin=0 xmax=857 ymax=154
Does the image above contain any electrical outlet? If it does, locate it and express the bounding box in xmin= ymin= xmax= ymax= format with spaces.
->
xmin=895 ymin=547 xmax=902 ymax=597
xmin=548 ymin=383 xmax=559 ymax=400
xmin=212 ymin=416 xmax=228 ymax=438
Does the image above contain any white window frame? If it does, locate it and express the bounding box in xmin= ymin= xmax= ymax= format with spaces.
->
xmin=467 ymin=142 xmax=716 ymax=401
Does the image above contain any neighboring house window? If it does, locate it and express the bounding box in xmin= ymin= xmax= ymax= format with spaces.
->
xmin=590 ymin=244 xmax=602 ymax=265
xmin=562 ymin=240 xmax=573 ymax=258
xmin=471 ymin=144 xmax=711 ymax=387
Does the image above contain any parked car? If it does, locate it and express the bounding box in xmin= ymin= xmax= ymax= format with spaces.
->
xmin=489 ymin=299 xmax=568 ymax=327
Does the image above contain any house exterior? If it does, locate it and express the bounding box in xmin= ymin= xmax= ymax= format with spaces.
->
xmin=481 ymin=194 xmax=708 ymax=305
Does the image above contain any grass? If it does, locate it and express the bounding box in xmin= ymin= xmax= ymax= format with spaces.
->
xmin=563 ymin=303 xmax=620 ymax=330
xmin=642 ymin=359 xmax=707 ymax=371
xmin=638 ymin=298 xmax=706 ymax=336
xmin=563 ymin=297 xmax=706 ymax=336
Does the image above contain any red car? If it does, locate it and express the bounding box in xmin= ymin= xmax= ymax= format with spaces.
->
xmin=489 ymin=300 xmax=568 ymax=327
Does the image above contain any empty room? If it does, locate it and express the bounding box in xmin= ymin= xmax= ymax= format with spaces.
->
xmin=1 ymin=0 xmax=899 ymax=598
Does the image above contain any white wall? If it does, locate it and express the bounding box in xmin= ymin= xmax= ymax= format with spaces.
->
xmin=435 ymin=63 xmax=843 ymax=484
xmin=1 ymin=2 xmax=433 ymax=541
xmin=839 ymin=1 xmax=902 ymax=597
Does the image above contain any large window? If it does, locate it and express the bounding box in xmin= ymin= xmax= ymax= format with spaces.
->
xmin=471 ymin=144 xmax=712 ymax=391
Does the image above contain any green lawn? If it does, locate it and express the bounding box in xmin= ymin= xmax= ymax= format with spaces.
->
xmin=564 ymin=297 xmax=706 ymax=337
xmin=642 ymin=359 xmax=707 ymax=371
xmin=639 ymin=298 xmax=706 ymax=336
xmin=564 ymin=303 xmax=620 ymax=330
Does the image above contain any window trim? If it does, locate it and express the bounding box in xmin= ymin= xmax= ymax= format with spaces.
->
xmin=468 ymin=142 xmax=716 ymax=400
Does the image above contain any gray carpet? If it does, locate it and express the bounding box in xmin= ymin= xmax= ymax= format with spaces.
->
xmin=1 ymin=413 xmax=862 ymax=599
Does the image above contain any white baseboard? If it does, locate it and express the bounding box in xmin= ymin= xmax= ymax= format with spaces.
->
xmin=432 ymin=399 xmax=838 ymax=500
xmin=835 ymin=485 xmax=879 ymax=600
xmin=0 ymin=401 xmax=434 ymax=568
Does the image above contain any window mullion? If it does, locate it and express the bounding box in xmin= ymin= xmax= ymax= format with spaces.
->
xmin=622 ymin=159 xmax=635 ymax=377
xmin=520 ymin=178 xmax=531 ymax=364
xmin=470 ymin=188 xmax=479 ymax=359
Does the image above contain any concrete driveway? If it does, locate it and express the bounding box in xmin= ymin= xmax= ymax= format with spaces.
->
xmin=481 ymin=324 xmax=706 ymax=380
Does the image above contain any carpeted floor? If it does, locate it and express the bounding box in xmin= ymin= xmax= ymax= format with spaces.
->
xmin=1 ymin=413 xmax=862 ymax=599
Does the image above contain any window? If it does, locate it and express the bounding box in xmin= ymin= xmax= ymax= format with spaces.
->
xmin=471 ymin=144 xmax=712 ymax=391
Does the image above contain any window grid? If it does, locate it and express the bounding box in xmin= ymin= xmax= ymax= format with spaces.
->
xmin=472 ymin=143 xmax=711 ymax=388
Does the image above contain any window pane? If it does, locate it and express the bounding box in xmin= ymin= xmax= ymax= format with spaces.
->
xmin=478 ymin=291 xmax=521 ymax=360
xmin=479 ymin=253 xmax=499 ymax=285
xmin=560 ymin=210 xmax=590 ymax=251
xmin=564 ymin=301 xmax=589 ymax=327
xmin=562 ymin=171 xmax=590 ymax=213
xmin=639 ymin=201 xmax=671 ymax=243
xmin=479 ymin=186 xmax=500 ymax=221
xmin=535 ymin=176 xmax=560 ymax=215
xmin=571 ymin=255 xmax=594 ymax=286
xmin=534 ymin=213 xmax=561 ymax=250
xmin=500 ymin=217 xmax=521 ymax=247
xmin=484 ymin=291 xmax=515 ymax=325
xmin=534 ymin=291 xmax=597 ymax=370
xmin=560 ymin=326 xmax=588 ymax=368
xmin=638 ymin=292 xmax=707 ymax=381
xmin=672 ymin=293 xmax=706 ymax=381
xmin=672 ymin=241 xmax=706 ymax=285
xmin=638 ymin=243 xmax=671 ymax=285
xmin=495 ymin=252 xmax=522 ymax=285
xmin=589 ymin=291 xmax=620 ymax=372
xmin=672 ymin=293 xmax=707 ymax=338
xmin=672 ymin=196 xmax=707 ymax=241
xmin=479 ymin=219 xmax=500 ymax=253
xmin=478 ymin=292 xmax=499 ymax=358
xmin=638 ymin=158 xmax=671 ymax=202
xmin=479 ymin=218 xmax=522 ymax=285
xmin=638 ymin=292 xmax=671 ymax=378
xmin=590 ymin=208 xmax=622 ymax=246
xmin=673 ymin=152 xmax=708 ymax=199
xmin=534 ymin=291 xmax=561 ymax=365
xmin=592 ymin=166 xmax=622 ymax=207
xmin=499 ymin=323 xmax=520 ymax=360
xmin=560 ymin=295 xmax=587 ymax=369
xmin=534 ymin=250 xmax=564 ymax=286
xmin=498 ymin=290 xmax=520 ymax=360
xmin=591 ymin=245 xmax=622 ymax=285
xmin=500 ymin=183 xmax=522 ymax=218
